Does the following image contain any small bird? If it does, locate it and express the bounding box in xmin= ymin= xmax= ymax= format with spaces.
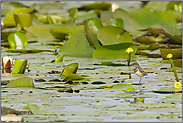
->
xmin=133 ymin=62 xmax=147 ymax=85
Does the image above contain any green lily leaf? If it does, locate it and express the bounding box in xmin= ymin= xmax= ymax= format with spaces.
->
xmin=5 ymin=49 xmax=52 ymax=53
xmin=77 ymin=10 xmax=98 ymax=21
xmin=63 ymin=74 xmax=84 ymax=81
xmin=60 ymin=63 xmax=79 ymax=79
xmin=124 ymin=88 xmax=135 ymax=92
xmin=113 ymin=8 xmax=144 ymax=32
xmin=128 ymin=8 xmax=177 ymax=28
xmin=8 ymin=32 xmax=28 ymax=49
xmin=107 ymin=18 xmax=124 ymax=28
xmin=50 ymin=27 xmax=71 ymax=40
xmin=143 ymin=1 xmax=170 ymax=11
xmin=79 ymin=3 xmax=111 ymax=10
xmin=100 ymin=10 xmax=113 ymax=21
xmin=38 ymin=15 xmax=66 ymax=24
xmin=16 ymin=13 xmax=32 ymax=28
xmin=25 ymin=26 xmax=54 ymax=41
xmin=69 ymin=8 xmax=78 ymax=20
xmin=93 ymin=43 xmax=137 ymax=59
xmin=27 ymin=103 xmax=42 ymax=115
xmin=83 ymin=17 xmax=103 ymax=32
xmin=97 ymin=26 xmax=132 ymax=45
xmin=7 ymin=77 xmax=34 ymax=88
xmin=161 ymin=24 xmax=182 ymax=36
xmin=3 ymin=7 xmax=34 ymax=27
xmin=23 ymin=104 xmax=39 ymax=110
xmin=58 ymin=29 xmax=94 ymax=57
xmin=112 ymin=83 xmax=133 ymax=90
xmin=153 ymin=87 xmax=182 ymax=93
xmin=160 ymin=48 xmax=182 ymax=59
xmin=135 ymin=36 xmax=168 ymax=44
xmin=51 ymin=54 xmax=64 ymax=63
xmin=62 ymin=20 xmax=76 ymax=28
xmin=12 ymin=59 xmax=27 ymax=74
xmin=137 ymin=98 xmax=144 ymax=103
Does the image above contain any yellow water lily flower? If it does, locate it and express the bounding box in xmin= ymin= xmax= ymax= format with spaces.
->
xmin=96 ymin=104 xmax=100 ymax=106
xmin=174 ymin=82 xmax=182 ymax=89
xmin=125 ymin=47 xmax=134 ymax=54
xmin=167 ymin=53 xmax=173 ymax=59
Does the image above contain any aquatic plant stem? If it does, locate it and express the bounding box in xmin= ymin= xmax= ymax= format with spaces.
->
xmin=127 ymin=52 xmax=131 ymax=66
xmin=169 ymin=58 xmax=179 ymax=82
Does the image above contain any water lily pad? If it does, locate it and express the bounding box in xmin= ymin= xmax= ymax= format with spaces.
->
xmin=135 ymin=36 xmax=168 ymax=44
xmin=7 ymin=77 xmax=34 ymax=88
xmin=100 ymin=10 xmax=113 ymax=21
xmin=79 ymin=2 xmax=111 ymax=10
xmin=51 ymin=54 xmax=64 ymax=63
xmin=112 ymin=83 xmax=133 ymax=90
xmin=97 ymin=26 xmax=132 ymax=45
xmin=25 ymin=26 xmax=54 ymax=41
xmin=12 ymin=59 xmax=27 ymax=74
xmin=60 ymin=63 xmax=78 ymax=79
xmin=3 ymin=7 xmax=34 ymax=27
xmin=58 ymin=29 xmax=94 ymax=57
xmin=113 ymin=8 xmax=144 ymax=32
xmin=37 ymin=15 xmax=66 ymax=24
xmin=27 ymin=103 xmax=42 ymax=115
xmin=16 ymin=13 xmax=32 ymax=28
xmin=5 ymin=49 xmax=52 ymax=53
xmin=93 ymin=43 xmax=137 ymax=59
xmin=128 ymin=8 xmax=177 ymax=28
xmin=160 ymin=48 xmax=182 ymax=59
xmin=107 ymin=18 xmax=124 ymax=28
xmin=83 ymin=17 xmax=103 ymax=32
xmin=130 ymin=102 xmax=176 ymax=108
xmin=124 ymin=88 xmax=135 ymax=92
xmin=69 ymin=8 xmax=78 ymax=21
xmin=63 ymin=74 xmax=84 ymax=81
xmin=153 ymin=87 xmax=182 ymax=93
xmin=50 ymin=27 xmax=71 ymax=40
xmin=8 ymin=32 xmax=28 ymax=49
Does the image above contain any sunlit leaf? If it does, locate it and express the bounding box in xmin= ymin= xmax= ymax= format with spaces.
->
xmin=8 ymin=32 xmax=28 ymax=49
xmin=12 ymin=59 xmax=27 ymax=74
xmin=7 ymin=77 xmax=34 ymax=88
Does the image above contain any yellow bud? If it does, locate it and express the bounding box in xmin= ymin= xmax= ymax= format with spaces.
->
xmin=174 ymin=82 xmax=181 ymax=89
xmin=167 ymin=53 xmax=173 ymax=59
xmin=85 ymin=104 xmax=88 ymax=106
xmin=125 ymin=47 xmax=134 ymax=54
xmin=96 ymin=104 xmax=100 ymax=106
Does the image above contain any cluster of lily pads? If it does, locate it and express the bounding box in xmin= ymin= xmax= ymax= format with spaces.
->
xmin=1 ymin=1 xmax=182 ymax=121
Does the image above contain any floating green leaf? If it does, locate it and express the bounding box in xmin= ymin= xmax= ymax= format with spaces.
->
xmin=112 ymin=83 xmax=133 ymax=90
xmin=124 ymin=88 xmax=135 ymax=92
xmin=27 ymin=103 xmax=42 ymax=115
xmin=69 ymin=8 xmax=78 ymax=21
xmin=17 ymin=13 xmax=32 ymax=28
xmin=100 ymin=10 xmax=113 ymax=21
xmin=84 ymin=17 xmax=103 ymax=32
xmin=8 ymin=32 xmax=28 ymax=49
xmin=38 ymin=15 xmax=66 ymax=24
xmin=60 ymin=63 xmax=78 ymax=79
xmin=93 ymin=43 xmax=137 ymax=59
xmin=50 ymin=27 xmax=71 ymax=40
xmin=7 ymin=77 xmax=34 ymax=88
xmin=130 ymin=102 xmax=176 ymax=108
xmin=97 ymin=26 xmax=132 ymax=45
xmin=160 ymin=48 xmax=182 ymax=59
xmin=58 ymin=29 xmax=94 ymax=57
xmin=12 ymin=59 xmax=27 ymax=74
xmin=107 ymin=18 xmax=124 ymax=28
xmin=128 ymin=8 xmax=177 ymax=28
xmin=113 ymin=8 xmax=144 ymax=32
xmin=153 ymin=87 xmax=182 ymax=93
xmin=3 ymin=7 xmax=34 ymax=27
xmin=23 ymin=104 xmax=39 ymax=110
xmin=63 ymin=74 xmax=84 ymax=81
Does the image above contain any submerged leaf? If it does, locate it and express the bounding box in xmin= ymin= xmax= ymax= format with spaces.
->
xmin=63 ymin=74 xmax=84 ymax=81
